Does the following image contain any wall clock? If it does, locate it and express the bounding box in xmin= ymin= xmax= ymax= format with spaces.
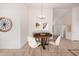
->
xmin=0 ymin=17 xmax=12 ymax=32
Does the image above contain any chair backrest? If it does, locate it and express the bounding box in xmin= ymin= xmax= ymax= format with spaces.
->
xmin=55 ymin=35 xmax=61 ymax=46
xmin=27 ymin=36 xmax=38 ymax=48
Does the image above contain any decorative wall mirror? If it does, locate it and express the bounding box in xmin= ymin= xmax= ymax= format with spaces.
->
xmin=0 ymin=17 xmax=12 ymax=32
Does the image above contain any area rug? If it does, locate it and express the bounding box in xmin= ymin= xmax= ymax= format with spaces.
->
xmin=68 ymin=49 xmax=79 ymax=56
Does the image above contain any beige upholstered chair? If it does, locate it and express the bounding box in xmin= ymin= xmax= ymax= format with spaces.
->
xmin=49 ymin=35 xmax=61 ymax=46
xmin=49 ymin=35 xmax=62 ymax=55
xmin=27 ymin=36 xmax=41 ymax=48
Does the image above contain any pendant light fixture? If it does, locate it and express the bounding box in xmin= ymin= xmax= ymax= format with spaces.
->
xmin=37 ymin=4 xmax=46 ymax=19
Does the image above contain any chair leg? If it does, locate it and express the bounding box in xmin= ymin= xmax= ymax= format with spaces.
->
xmin=29 ymin=47 xmax=32 ymax=56
xmin=56 ymin=46 xmax=59 ymax=56
xmin=47 ymin=38 xmax=50 ymax=51
xmin=47 ymin=44 xmax=50 ymax=51
xmin=40 ymin=46 xmax=42 ymax=56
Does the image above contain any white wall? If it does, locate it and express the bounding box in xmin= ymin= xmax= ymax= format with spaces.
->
xmin=28 ymin=6 xmax=53 ymax=36
xmin=20 ymin=4 xmax=28 ymax=47
xmin=72 ymin=7 xmax=79 ymax=41
xmin=53 ymin=8 xmax=72 ymax=40
xmin=0 ymin=4 xmax=21 ymax=49
xmin=65 ymin=10 xmax=72 ymax=39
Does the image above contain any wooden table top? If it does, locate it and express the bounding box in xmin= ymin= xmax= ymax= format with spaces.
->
xmin=33 ymin=32 xmax=52 ymax=38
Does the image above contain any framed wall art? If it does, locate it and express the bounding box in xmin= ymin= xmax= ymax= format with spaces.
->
xmin=0 ymin=17 xmax=13 ymax=32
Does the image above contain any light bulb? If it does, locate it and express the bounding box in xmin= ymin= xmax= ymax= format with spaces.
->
xmin=37 ymin=15 xmax=46 ymax=19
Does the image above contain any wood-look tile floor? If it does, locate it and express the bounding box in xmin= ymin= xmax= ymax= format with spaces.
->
xmin=0 ymin=38 xmax=79 ymax=56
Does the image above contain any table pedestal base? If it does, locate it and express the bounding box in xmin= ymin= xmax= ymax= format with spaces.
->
xmin=41 ymin=38 xmax=49 ymax=50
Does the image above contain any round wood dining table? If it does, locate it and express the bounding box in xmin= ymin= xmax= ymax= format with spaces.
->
xmin=33 ymin=32 xmax=52 ymax=50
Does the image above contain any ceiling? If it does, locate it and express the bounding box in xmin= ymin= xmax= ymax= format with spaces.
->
xmin=27 ymin=3 xmax=79 ymax=8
